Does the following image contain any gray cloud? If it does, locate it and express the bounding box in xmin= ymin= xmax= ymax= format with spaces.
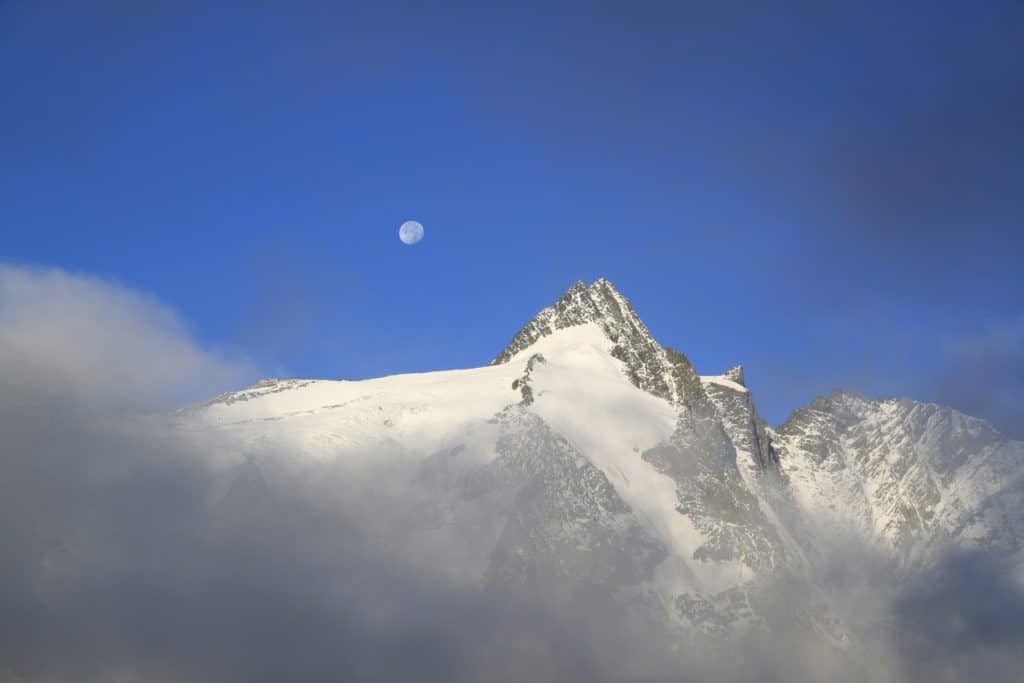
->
xmin=933 ymin=319 xmax=1024 ymax=439
xmin=0 ymin=265 xmax=252 ymax=410
xmin=892 ymin=551 xmax=1024 ymax=682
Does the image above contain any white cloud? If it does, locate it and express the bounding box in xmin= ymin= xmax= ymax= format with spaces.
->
xmin=0 ymin=264 xmax=252 ymax=410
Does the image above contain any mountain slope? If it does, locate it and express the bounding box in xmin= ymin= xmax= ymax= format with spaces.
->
xmin=774 ymin=390 xmax=1024 ymax=567
xmin=191 ymin=321 xmax=769 ymax=607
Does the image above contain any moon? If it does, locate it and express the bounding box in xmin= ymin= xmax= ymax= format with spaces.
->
xmin=399 ymin=220 xmax=424 ymax=245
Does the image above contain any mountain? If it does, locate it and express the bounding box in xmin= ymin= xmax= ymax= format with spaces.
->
xmin=491 ymin=278 xmax=705 ymax=406
xmin=774 ymin=390 xmax=1024 ymax=566
xmin=184 ymin=278 xmax=1024 ymax=661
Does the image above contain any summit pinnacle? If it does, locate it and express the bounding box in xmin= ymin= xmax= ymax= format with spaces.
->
xmin=492 ymin=278 xmax=705 ymax=406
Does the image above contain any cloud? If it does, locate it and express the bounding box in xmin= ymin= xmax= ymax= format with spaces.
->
xmin=892 ymin=551 xmax=1024 ymax=682
xmin=934 ymin=318 xmax=1024 ymax=439
xmin=0 ymin=265 xmax=251 ymax=410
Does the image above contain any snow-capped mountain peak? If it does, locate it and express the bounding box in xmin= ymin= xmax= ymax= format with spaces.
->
xmin=492 ymin=278 xmax=705 ymax=406
xmin=179 ymin=277 xmax=1024 ymax=655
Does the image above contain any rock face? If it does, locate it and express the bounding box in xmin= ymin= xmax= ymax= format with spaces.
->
xmin=493 ymin=278 xmax=706 ymax=406
xmin=774 ymin=390 xmax=1024 ymax=566
xmin=484 ymin=407 xmax=666 ymax=601
xmin=191 ymin=277 xmax=1024 ymax=664
xmin=642 ymin=401 xmax=785 ymax=573
xmin=702 ymin=368 xmax=779 ymax=473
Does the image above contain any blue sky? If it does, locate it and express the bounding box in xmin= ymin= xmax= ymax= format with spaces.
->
xmin=2 ymin=2 xmax=1021 ymax=433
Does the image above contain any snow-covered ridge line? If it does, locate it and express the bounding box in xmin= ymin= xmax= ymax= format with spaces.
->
xmin=701 ymin=374 xmax=749 ymax=394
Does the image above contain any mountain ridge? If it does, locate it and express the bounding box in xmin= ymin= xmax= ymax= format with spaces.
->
xmin=492 ymin=278 xmax=707 ymax=407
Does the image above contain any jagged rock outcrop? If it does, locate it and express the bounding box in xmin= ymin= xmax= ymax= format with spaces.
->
xmin=493 ymin=279 xmax=706 ymax=406
xmin=701 ymin=367 xmax=779 ymax=474
xmin=642 ymin=401 xmax=786 ymax=573
xmin=510 ymin=353 xmax=545 ymax=406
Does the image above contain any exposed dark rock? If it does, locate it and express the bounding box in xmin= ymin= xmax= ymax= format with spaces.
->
xmin=492 ymin=279 xmax=705 ymax=406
